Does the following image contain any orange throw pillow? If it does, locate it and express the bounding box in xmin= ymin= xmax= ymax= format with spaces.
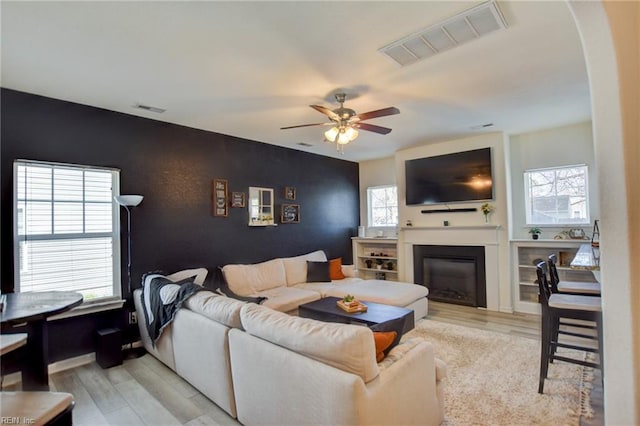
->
xmin=373 ymin=331 xmax=397 ymax=362
xmin=329 ymin=258 xmax=346 ymax=280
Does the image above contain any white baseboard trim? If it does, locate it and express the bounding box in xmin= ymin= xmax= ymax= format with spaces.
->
xmin=49 ymin=352 xmax=96 ymax=374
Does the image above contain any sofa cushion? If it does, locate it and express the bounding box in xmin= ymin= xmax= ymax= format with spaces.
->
xmin=293 ymin=279 xmax=362 ymax=298
xmin=370 ymin=316 xmax=405 ymax=357
xmin=257 ymin=287 xmax=321 ymax=313
xmin=240 ymin=303 xmax=379 ymax=383
xmin=222 ymin=258 xmax=287 ymax=295
xmin=373 ymin=331 xmax=397 ymax=362
xmin=329 ymin=258 xmax=346 ymax=280
xmin=282 ymin=250 xmax=327 ymax=286
xmin=183 ymin=291 xmax=244 ymax=329
xmin=306 ymin=261 xmax=331 ymax=282
xmin=325 ymin=280 xmax=429 ymax=307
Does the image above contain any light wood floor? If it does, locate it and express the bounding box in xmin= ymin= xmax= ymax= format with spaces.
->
xmin=3 ymin=301 xmax=603 ymax=426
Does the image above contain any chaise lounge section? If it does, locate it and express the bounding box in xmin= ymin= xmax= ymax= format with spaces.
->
xmin=221 ymin=250 xmax=429 ymax=319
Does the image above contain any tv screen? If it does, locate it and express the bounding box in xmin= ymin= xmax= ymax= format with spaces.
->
xmin=405 ymin=147 xmax=493 ymax=205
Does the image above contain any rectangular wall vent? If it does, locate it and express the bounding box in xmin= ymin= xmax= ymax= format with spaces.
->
xmin=133 ymin=103 xmax=166 ymax=113
xmin=379 ymin=0 xmax=507 ymax=67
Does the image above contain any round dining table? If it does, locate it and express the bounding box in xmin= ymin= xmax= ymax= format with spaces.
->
xmin=1 ymin=291 xmax=83 ymax=391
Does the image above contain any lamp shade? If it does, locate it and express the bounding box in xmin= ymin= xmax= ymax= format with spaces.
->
xmin=324 ymin=127 xmax=359 ymax=145
xmin=114 ymin=195 xmax=144 ymax=207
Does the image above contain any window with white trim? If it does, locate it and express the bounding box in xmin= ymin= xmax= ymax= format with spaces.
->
xmin=367 ymin=185 xmax=398 ymax=227
xmin=524 ymin=165 xmax=590 ymax=225
xmin=14 ymin=160 xmax=121 ymax=302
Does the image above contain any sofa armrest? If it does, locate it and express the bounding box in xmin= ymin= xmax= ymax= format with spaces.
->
xmin=360 ymin=339 xmax=445 ymax=426
xmin=341 ymin=264 xmax=358 ymax=278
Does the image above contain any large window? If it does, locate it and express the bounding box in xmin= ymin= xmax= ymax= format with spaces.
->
xmin=524 ymin=165 xmax=590 ymax=225
xmin=367 ymin=185 xmax=398 ymax=227
xmin=14 ymin=160 xmax=121 ymax=303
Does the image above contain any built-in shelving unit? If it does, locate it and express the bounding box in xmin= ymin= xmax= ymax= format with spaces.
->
xmin=351 ymin=237 xmax=398 ymax=281
xmin=512 ymin=239 xmax=598 ymax=314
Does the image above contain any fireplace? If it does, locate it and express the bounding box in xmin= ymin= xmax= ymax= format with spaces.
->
xmin=413 ymin=245 xmax=487 ymax=308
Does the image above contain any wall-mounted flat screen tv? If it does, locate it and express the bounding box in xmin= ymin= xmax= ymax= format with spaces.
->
xmin=405 ymin=147 xmax=493 ymax=205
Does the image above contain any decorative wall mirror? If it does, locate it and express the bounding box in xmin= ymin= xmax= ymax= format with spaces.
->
xmin=248 ymin=187 xmax=275 ymax=226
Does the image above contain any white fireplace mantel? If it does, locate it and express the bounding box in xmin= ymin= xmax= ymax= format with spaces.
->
xmin=400 ymin=225 xmax=504 ymax=311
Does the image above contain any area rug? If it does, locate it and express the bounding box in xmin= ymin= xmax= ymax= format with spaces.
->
xmin=404 ymin=319 xmax=594 ymax=426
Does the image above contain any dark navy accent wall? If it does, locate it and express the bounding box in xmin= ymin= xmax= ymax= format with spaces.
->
xmin=0 ymin=88 xmax=359 ymax=363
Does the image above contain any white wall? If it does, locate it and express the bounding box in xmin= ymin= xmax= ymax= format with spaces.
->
xmin=394 ymin=132 xmax=512 ymax=312
xmin=508 ymin=121 xmax=599 ymax=239
xmin=570 ymin=1 xmax=638 ymax=423
xmin=358 ymin=156 xmax=396 ymax=238
xmin=395 ymin=133 xmax=508 ymax=230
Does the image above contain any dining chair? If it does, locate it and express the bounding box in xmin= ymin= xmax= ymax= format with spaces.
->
xmin=1 ymin=333 xmax=75 ymax=425
xmin=535 ymin=261 xmax=603 ymax=394
xmin=548 ymin=253 xmax=601 ymax=296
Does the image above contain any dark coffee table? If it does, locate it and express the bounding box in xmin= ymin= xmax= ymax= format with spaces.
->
xmin=298 ymin=297 xmax=414 ymax=334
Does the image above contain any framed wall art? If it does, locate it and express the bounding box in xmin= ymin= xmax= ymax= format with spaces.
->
xmin=231 ymin=192 xmax=245 ymax=208
xmin=285 ymin=187 xmax=296 ymax=200
xmin=212 ymin=179 xmax=228 ymax=217
xmin=281 ymin=204 xmax=300 ymax=224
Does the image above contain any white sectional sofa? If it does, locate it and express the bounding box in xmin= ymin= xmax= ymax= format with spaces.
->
xmin=221 ymin=250 xmax=429 ymax=320
xmin=134 ymin=274 xmax=446 ymax=425
xmin=230 ymin=303 xmax=445 ymax=426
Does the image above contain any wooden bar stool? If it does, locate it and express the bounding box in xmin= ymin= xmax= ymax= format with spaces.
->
xmin=1 ymin=391 xmax=74 ymax=425
xmin=1 ymin=333 xmax=74 ymax=425
xmin=1 ymin=333 xmax=28 ymax=356
xmin=548 ymin=254 xmax=601 ymax=296
xmin=536 ymin=261 xmax=603 ymax=394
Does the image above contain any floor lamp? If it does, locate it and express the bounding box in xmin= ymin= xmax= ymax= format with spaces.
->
xmin=114 ymin=194 xmax=145 ymax=359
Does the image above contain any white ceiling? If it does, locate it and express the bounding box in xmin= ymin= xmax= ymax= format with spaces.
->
xmin=1 ymin=1 xmax=591 ymax=162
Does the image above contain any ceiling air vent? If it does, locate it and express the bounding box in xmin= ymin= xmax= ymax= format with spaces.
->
xmin=379 ymin=0 xmax=507 ymax=67
xmin=133 ymin=103 xmax=166 ymax=113
xmin=296 ymin=142 xmax=314 ymax=147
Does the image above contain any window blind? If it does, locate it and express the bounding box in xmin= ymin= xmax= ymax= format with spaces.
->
xmin=14 ymin=161 xmax=121 ymax=302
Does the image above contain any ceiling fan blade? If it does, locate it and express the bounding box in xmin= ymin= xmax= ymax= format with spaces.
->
xmin=356 ymin=122 xmax=393 ymax=135
xmin=355 ymin=107 xmax=400 ymax=121
xmin=310 ymin=105 xmax=340 ymax=121
xmin=280 ymin=122 xmax=332 ymax=130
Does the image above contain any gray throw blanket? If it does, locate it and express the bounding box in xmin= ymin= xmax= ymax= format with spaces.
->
xmin=140 ymin=273 xmax=209 ymax=346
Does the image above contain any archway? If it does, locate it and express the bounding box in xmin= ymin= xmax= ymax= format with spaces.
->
xmin=568 ymin=2 xmax=638 ymax=424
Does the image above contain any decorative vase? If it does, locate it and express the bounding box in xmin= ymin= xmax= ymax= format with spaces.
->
xmin=484 ymin=214 xmax=489 ymax=223
xmin=365 ymin=259 xmax=373 ymax=268
xmin=532 ymin=234 xmax=539 ymax=240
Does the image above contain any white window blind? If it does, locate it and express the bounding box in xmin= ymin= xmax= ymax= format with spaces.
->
xmin=367 ymin=185 xmax=398 ymax=227
xmin=524 ymin=165 xmax=590 ymax=225
xmin=14 ymin=160 xmax=121 ymax=302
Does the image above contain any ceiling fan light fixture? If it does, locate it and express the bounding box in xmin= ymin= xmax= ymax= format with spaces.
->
xmin=343 ymin=127 xmax=359 ymax=143
xmin=325 ymin=126 xmax=359 ymax=145
xmin=324 ymin=126 xmax=339 ymax=141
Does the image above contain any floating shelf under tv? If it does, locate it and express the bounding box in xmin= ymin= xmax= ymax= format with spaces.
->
xmin=420 ymin=207 xmax=478 ymax=214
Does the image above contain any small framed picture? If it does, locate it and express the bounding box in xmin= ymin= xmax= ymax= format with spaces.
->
xmin=212 ymin=179 xmax=228 ymax=217
xmin=281 ymin=204 xmax=300 ymax=224
xmin=285 ymin=187 xmax=296 ymax=200
xmin=231 ymin=192 xmax=245 ymax=208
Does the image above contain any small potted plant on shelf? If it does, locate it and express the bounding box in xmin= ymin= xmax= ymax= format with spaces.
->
xmin=529 ymin=227 xmax=542 ymax=240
